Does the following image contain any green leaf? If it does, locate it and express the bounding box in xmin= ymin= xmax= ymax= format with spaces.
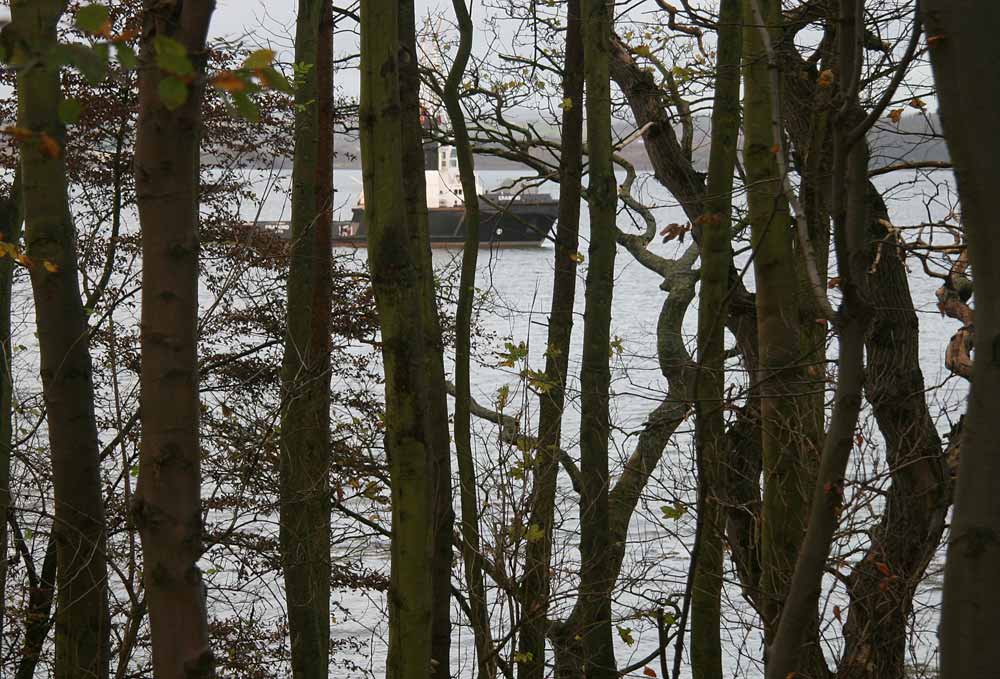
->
xmin=115 ymin=43 xmax=138 ymax=70
xmin=50 ymin=43 xmax=108 ymax=83
xmin=75 ymin=4 xmax=110 ymax=35
xmin=243 ymin=48 xmax=276 ymax=70
xmin=154 ymin=35 xmax=193 ymax=75
xmin=231 ymin=91 xmax=260 ymax=123
xmin=158 ymin=76 xmax=189 ymax=110
xmin=617 ymin=625 xmax=635 ymax=646
xmin=660 ymin=503 xmax=687 ymax=521
xmin=525 ymin=524 xmax=545 ymax=543
xmin=58 ymin=98 xmax=83 ymax=124
xmin=257 ymin=65 xmax=292 ymax=93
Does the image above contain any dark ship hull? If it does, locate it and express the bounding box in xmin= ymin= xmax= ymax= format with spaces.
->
xmin=334 ymin=195 xmax=558 ymax=248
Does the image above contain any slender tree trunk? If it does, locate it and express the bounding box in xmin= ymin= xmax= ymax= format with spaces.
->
xmin=741 ymin=0 xmax=812 ymax=642
xmin=8 ymin=3 xmax=111 ymax=676
xmin=691 ymin=3 xmax=741 ymax=677
xmin=280 ymin=2 xmax=334 ymax=677
xmin=0 ymin=173 xmax=21 ymax=652
xmin=922 ymin=4 xmax=1000 ymax=677
xmin=572 ymin=0 xmax=617 ymax=676
xmin=14 ymin=531 xmax=57 ymax=679
xmin=133 ymin=3 xmax=216 ymax=677
xmin=518 ymin=1 xmax=584 ymax=675
xmin=443 ymin=1 xmax=495 ymax=677
xmin=360 ymin=3 xmax=437 ymax=677
xmin=396 ymin=2 xmax=456 ymax=672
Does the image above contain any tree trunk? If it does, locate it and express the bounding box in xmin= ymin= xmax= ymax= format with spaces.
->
xmin=279 ymin=2 xmax=334 ymax=677
xmin=443 ymin=1 xmax=495 ymax=677
xmin=360 ymin=3 xmax=437 ymax=677
xmin=741 ymin=0 xmax=812 ymax=641
xmin=518 ymin=1 xmax=584 ymax=675
xmin=396 ymin=3 xmax=456 ymax=673
xmin=691 ymin=3 xmax=741 ymax=677
xmin=0 ymin=173 xmax=21 ymax=652
xmin=133 ymin=3 xmax=216 ymax=677
xmin=14 ymin=530 xmax=57 ymax=679
xmin=922 ymin=3 xmax=1000 ymax=677
xmin=573 ymin=0 xmax=617 ymax=676
xmin=8 ymin=2 xmax=111 ymax=676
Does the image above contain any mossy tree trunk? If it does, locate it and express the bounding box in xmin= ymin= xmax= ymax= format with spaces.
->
xmin=360 ymin=2 xmax=450 ymax=677
xmin=133 ymin=2 xmax=217 ymax=677
xmin=8 ymin=3 xmax=111 ymax=677
xmin=396 ymin=3 xmax=456 ymax=672
xmin=279 ymin=1 xmax=334 ymax=678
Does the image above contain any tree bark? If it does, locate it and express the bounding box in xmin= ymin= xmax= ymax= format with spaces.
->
xmin=396 ymin=3 xmax=456 ymax=672
xmin=279 ymin=2 xmax=334 ymax=677
xmin=8 ymin=3 xmax=111 ymax=676
xmin=443 ymin=1 xmax=495 ymax=676
xmin=0 ymin=173 xmax=21 ymax=652
xmin=133 ymin=2 xmax=217 ymax=677
xmin=691 ymin=3 xmax=741 ymax=677
xmin=360 ymin=3 xmax=438 ymax=677
xmin=572 ymin=0 xmax=617 ymax=676
xmin=922 ymin=3 xmax=1000 ymax=677
xmin=742 ymin=0 xmax=812 ymax=639
xmin=518 ymin=1 xmax=584 ymax=675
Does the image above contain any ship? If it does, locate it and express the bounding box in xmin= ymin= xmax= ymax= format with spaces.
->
xmin=333 ymin=140 xmax=559 ymax=248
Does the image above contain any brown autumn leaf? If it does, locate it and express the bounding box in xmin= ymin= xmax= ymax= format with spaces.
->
xmin=769 ymin=143 xmax=781 ymax=154
xmin=909 ymin=97 xmax=927 ymax=110
xmin=42 ymin=260 xmax=60 ymax=273
xmin=660 ymin=222 xmax=689 ymax=243
xmin=38 ymin=133 xmax=61 ymax=159
xmin=643 ymin=667 xmax=657 ymax=678
xmin=888 ymin=108 xmax=904 ymax=124
xmin=876 ymin=562 xmax=891 ymax=577
xmin=1 ymin=126 xmax=34 ymax=142
xmin=827 ymin=277 xmax=841 ymax=289
xmin=211 ymin=71 xmax=248 ymax=93
xmin=833 ymin=605 xmax=842 ymax=622
xmin=817 ymin=69 xmax=834 ymax=87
